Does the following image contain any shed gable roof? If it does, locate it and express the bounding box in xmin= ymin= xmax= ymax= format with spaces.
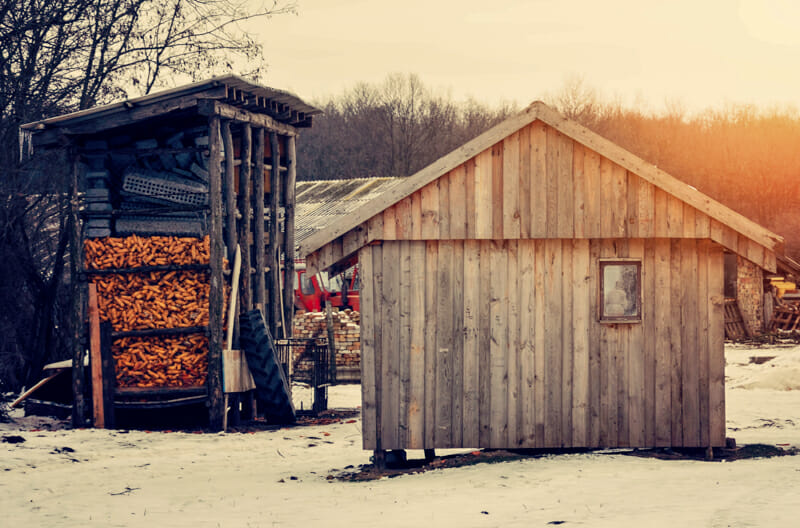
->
xmin=300 ymin=102 xmax=782 ymax=272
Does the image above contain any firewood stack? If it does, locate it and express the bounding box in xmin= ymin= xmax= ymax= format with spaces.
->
xmin=85 ymin=235 xmax=213 ymax=388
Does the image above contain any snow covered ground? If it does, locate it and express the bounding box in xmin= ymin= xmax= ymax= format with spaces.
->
xmin=2 ymin=342 xmax=800 ymax=527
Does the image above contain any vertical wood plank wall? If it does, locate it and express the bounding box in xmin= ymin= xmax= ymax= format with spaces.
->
xmin=360 ymin=238 xmax=726 ymax=450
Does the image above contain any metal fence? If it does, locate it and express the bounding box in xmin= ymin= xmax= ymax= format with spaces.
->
xmin=274 ymin=338 xmax=331 ymax=414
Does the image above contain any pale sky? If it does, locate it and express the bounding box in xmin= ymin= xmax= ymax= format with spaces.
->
xmin=253 ymin=0 xmax=800 ymax=113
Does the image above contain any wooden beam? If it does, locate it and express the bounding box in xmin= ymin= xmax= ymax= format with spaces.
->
xmin=268 ymin=131 xmax=281 ymax=337
xmin=69 ymin=146 xmax=86 ymax=427
xmin=197 ymin=99 xmax=299 ymax=137
xmin=207 ymin=114 xmax=225 ymax=431
xmin=253 ymin=128 xmax=266 ymax=309
xmin=239 ymin=123 xmax=253 ymax=311
xmin=283 ymin=135 xmax=297 ymax=337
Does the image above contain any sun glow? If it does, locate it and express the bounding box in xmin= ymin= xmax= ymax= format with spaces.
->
xmin=739 ymin=0 xmax=800 ymax=46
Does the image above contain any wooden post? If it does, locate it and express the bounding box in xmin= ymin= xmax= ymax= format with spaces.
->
xmin=69 ymin=146 xmax=86 ymax=427
xmin=325 ymin=300 xmax=337 ymax=384
xmin=88 ymin=284 xmax=104 ymax=428
xmin=268 ymin=131 xmax=281 ymax=337
xmin=99 ymin=322 xmax=115 ymax=428
xmin=283 ymin=135 xmax=297 ymax=337
xmin=239 ymin=123 xmax=253 ymax=312
xmin=254 ymin=128 xmax=266 ymax=310
xmin=208 ymin=115 xmax=225 ymax=430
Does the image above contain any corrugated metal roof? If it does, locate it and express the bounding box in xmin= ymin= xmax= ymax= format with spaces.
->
xmin=20 ymin=74 xmax=320 ymax=132
xmin=295 ymin=177 xmax=404 ymax=246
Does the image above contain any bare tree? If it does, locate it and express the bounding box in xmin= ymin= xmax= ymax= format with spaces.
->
xmin=0 ymin=0 xmax=295 ymax=392
xmin=298 ymin=74 xmax=515 ymax=181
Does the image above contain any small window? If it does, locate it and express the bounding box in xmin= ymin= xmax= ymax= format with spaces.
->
xmin=599 ymin=260 xmax=641 ymax=323
xmin=300 ymin=273 xmax=316 ymax=295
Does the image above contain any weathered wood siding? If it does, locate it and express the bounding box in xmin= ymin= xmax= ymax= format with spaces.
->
xmin=359 ymin=238 xmax=726 ymax=450
xmin=308 ymin=121 xmax=775 ymax=274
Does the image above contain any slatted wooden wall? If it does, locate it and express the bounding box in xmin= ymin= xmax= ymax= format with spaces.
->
xmin=359 ymin=238 xmax=726 ymax=450
xmin=309 ymin=121 xmax=775 ymax=275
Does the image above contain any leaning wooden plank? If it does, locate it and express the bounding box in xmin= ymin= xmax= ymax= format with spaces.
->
xmin=359 ymin=246 xmax=378 ymax=450
xmin=10 ymin=373 xmax=61 ymax=409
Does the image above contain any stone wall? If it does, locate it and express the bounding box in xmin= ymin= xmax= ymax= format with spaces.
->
xmin=737 ymin=256 xmax=764 ymax=334
xmin=292 ymin=309 xmax=361 ymax=382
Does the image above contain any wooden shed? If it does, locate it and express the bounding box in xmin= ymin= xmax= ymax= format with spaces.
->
xmin=299 ymin=101 xmax=783 ymax=455
xmin=21 ymin=76 xmax=319 ymax=429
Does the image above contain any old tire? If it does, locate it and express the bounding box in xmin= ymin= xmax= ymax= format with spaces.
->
xmin=239 ymin=309 xmax=295 ymax=424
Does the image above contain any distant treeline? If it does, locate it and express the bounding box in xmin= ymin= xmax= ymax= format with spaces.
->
xmin=299 ymin=75 xmax=800 ymax=259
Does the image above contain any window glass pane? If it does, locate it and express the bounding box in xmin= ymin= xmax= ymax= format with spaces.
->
xmin=602 ymin=262 xmax=640 ymax=319
xmin=300 ymin=273 xmax=315 ymax=295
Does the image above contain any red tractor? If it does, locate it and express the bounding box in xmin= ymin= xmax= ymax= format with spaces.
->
xmin=294 ymin=263 xmax=360 ymax=313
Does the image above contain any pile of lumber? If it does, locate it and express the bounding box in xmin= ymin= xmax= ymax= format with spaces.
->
xmin=85 ymin=235 xmax=212 ymax=388
xmin=771 ymin=302 xmax=800 ymax=333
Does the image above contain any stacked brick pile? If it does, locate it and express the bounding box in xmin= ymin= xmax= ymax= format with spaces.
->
xmin=292 ymin=309 xmax=361 ymax=379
